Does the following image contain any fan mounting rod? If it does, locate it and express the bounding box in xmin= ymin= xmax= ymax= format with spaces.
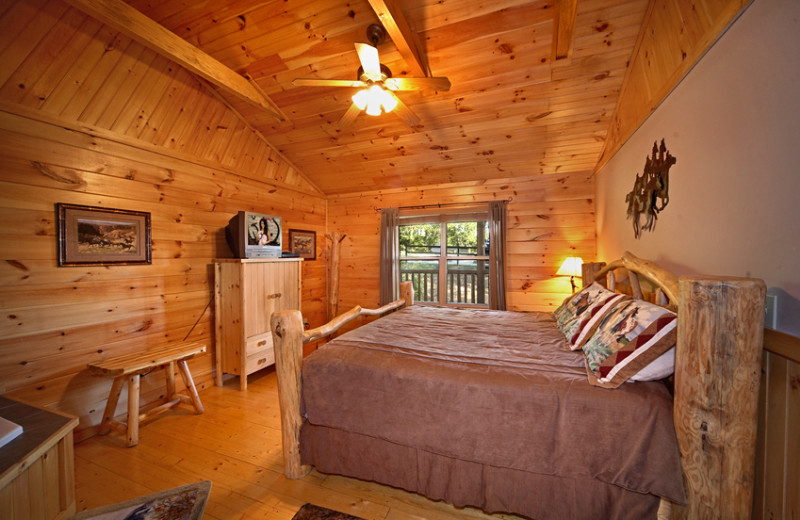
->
xmin=366 ymin=24 xmax=386 ymax=47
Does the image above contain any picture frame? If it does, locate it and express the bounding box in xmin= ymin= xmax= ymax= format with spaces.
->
xmin=289 ymin=229 xmax=316 ymax=260
xmin=56 ymin=203 xmax=151 ymax=266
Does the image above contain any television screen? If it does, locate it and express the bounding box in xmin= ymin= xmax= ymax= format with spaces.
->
xmin=226 ymin=211 xmax=281 ymax=258
xmin=245 ymin=213 xmax=280 ymax=248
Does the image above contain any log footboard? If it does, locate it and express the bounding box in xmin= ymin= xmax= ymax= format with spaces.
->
xmin=271 ymin=281 xmax=414 ymax=479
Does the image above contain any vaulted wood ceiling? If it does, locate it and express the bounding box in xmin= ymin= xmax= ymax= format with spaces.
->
xmin=87 ymin=0 xmax=746 ymax=195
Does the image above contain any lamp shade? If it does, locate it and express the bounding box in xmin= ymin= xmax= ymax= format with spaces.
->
xmin=556 ymin=257 xmax=584 ymax=277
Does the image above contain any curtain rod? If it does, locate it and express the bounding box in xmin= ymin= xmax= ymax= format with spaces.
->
xmin=397 ymin=200 xmax=509 ymax=211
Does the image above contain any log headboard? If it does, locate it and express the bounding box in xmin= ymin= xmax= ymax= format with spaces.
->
xmin=582 ymin=251 xmax=766 ymax=519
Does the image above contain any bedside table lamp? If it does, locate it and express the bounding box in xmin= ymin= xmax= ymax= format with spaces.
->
xmin=557 ymin=256 xmax=584 ymax=293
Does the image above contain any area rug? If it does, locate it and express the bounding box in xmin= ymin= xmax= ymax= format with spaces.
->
xmin=292 ymin=503 xmax=368 ymax=520
xmin=72 ymin=480 xmax=211 ymax=520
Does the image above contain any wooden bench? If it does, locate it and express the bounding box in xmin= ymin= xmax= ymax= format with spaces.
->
xmin=87 ymin=342 xmax=206 ymax=447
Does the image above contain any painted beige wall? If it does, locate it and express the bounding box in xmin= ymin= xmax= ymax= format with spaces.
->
xmin=595 ymin=0 xmax=800 ymax=333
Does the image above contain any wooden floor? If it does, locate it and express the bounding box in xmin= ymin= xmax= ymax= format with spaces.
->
xmin=74 ymin=369 xmax=525 ymax=520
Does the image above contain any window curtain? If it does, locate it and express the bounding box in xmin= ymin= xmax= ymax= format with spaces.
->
xmin=379 ymin=207 xmax=400 ymax=305
xmin=488 ymin=201 xmax=507 ymax=310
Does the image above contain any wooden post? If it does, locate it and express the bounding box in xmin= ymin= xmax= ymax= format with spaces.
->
xmin=271 ymin=309 xmax=311 ymax=479
xmin=581 ymin=262 xmax=605 ymax=288
xmin=673 ymin=276 xmax=766 ymax=519
xmin=214 ymin=263 xmax=224 ymax=387
xmin=400 ymin=281 xmax=414 ymax=308
xmin=177 ymin=360 xmax=204 ymax=414
xmin=99 ymin=376 xmax=125 ymax=436
xmin=165 ymin=360 xmax=176 ymax=399
xmin=127 ymin=374 xmax=140 ymax=447
xmin=326 ymin=232 xmax=346 ymax=320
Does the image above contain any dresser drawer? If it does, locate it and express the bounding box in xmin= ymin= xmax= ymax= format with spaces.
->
xmin=245 ymin=332 xmax=273 ymax=356
xmin=245 ymin=349 xmax=275 ymax=375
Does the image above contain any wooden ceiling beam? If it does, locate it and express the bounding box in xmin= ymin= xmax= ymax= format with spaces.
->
xmin=62 ymin=0 xmax=287 ymax=122
xmin=552 ymin=0 xmax=578 ymax=61
xmin=367 ymin=0 xmax=430 ymax=77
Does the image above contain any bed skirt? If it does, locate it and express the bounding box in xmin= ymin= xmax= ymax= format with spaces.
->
xmin=300 ymin=423 xmax=662 ymax=520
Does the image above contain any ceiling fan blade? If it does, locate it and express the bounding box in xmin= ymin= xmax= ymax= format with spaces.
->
xmin=387 ymin=91 xmax=420 ymax=127
xmin=354 ymin=42 xmax=382 ymax=80
xmin=293 ymin=78 xmax=367 ymax=88
xmin=338 ymin=102 xmax=362 ymax=127
xmin=384 ymin=76 xmax=451 ymax=92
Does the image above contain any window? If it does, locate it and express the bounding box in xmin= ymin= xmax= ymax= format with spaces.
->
xmin=399 ymin=211 xmax=490 ymax=306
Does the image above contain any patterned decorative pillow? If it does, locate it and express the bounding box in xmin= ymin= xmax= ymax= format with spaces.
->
xmin=553 ymin=282 xmax=628 ymax=350
xmin=581 ymin=298 xmax=677 ymax=388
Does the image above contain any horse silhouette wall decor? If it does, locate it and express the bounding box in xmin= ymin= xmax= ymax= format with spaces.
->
xmin=625 ymin=139 xmax=676 ymax=239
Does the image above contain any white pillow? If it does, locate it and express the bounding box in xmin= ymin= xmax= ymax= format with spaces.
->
xmin=628 ymin=346 xmax=675 ymax=382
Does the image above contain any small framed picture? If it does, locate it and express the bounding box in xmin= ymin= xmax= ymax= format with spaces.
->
xmin=289 ymin=229 xmax=316 ymax=260
xmin=56 ymin=203 xmax=151 ymax=266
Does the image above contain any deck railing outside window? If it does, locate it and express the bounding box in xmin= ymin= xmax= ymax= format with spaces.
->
xmin=399 ymin=220 xmax=490 ymax=307
xmin=400 ymin=268 xmax=490 ymax=305
xmin=400 ymin=243 xmax=489 ymax=304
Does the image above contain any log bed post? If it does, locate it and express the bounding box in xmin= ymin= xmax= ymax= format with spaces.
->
xmin=271 ymin=281 xmax=414 ymax=480
xmin=583 ymin=256 xmax=766 ymax=518
xmin=581 ymin=262 xmax=606 ymax=289
xmin=271 ymin=309 xmax=311 ymax=479
xmin=673 ymin=276 xmax=765 ymax=519
xmin=400 ymin=280 xmax=414 ymax=307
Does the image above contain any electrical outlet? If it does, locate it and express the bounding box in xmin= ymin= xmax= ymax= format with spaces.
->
xmin=765 ymin=294 xmax=777 ymax=329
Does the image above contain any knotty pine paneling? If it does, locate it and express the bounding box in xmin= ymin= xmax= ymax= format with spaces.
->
xmin=123 ymin=0 xmax=650 ymax=194
xmin=0 ymin=106 xmax=327 ymax=438
xmin=753 ymin=343 xmax=800 ymax=520
xmin=596 ymin=0 xmax=752 ymax=170
xmin=327 ymin=174 xmax=595 ymax=313
xmin=0 ymin=0 xmax=320 ymax=196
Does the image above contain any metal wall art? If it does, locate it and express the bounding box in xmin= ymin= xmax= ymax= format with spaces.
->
xmin=625 ymin=139 xmax=676 ymax=239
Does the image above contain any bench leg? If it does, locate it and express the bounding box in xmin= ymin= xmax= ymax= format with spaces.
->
xmin=165 ymin=361 xmax=176 ymax=400
xmin=127 ymin=374 xmax=140 ymax=447
xmin=177 ymin=360 xmax=204 ymax=414
xmin=99 ymin=376 xmax=125 ymax=435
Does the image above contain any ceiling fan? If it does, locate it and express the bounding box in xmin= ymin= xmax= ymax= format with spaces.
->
xmin=292 ymin=24 xmax=451 ymax=127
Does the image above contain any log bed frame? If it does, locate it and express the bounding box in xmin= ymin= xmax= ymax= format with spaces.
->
xmin=271 ymin=252 xmax=766 ymax=520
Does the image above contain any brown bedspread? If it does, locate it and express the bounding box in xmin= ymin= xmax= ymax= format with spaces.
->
xmin=300 ymin=306 xmax=686 ymax=519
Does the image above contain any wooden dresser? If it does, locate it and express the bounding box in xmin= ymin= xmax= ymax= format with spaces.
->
xmin=0 ymin=397 xmax=78 ymax=520
xmin=214 ymin=258 xmax=302 ymax=390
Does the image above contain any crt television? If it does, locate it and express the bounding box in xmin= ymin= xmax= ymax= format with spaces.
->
xmin=225 ymin=211 xmax=281 ymax=258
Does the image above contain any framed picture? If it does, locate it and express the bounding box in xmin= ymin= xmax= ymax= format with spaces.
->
xmin=56 ymin=203 xmax=151 ymax=266
xmin=289 ymin=229 xmax=316 ymax=260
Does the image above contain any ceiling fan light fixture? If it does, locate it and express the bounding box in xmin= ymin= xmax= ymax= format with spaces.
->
xmin=381 ymin=90 xmax=398 ymax=112
xmin=365 ymin=99 xmax=382 ymax=116
xmin=352 ymin=84 xmax=396 ymax=116
xmin=352 ymin=89 xmax=369 ymax=110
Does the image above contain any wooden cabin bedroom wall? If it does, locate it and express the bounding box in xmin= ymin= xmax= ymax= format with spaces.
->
xmin=0 ymin=0 xmax=327 ymax=438
xmin=327 ymin=173 xmax=596 ymax=313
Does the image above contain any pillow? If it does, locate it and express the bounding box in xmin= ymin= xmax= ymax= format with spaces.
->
xmin=581 ymin=298 xmax=677 ymax=388
xmin=628 ymin=346 xmax=675 ymax=382
xmin=553 ymin=282 xmax=628 ymax=350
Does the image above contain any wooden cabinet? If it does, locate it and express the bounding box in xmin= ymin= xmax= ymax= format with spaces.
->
xmin=0 ymin=397 xmax=78 ymax=520
xmin=214 ymin=258 xmax=302 ymax=390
